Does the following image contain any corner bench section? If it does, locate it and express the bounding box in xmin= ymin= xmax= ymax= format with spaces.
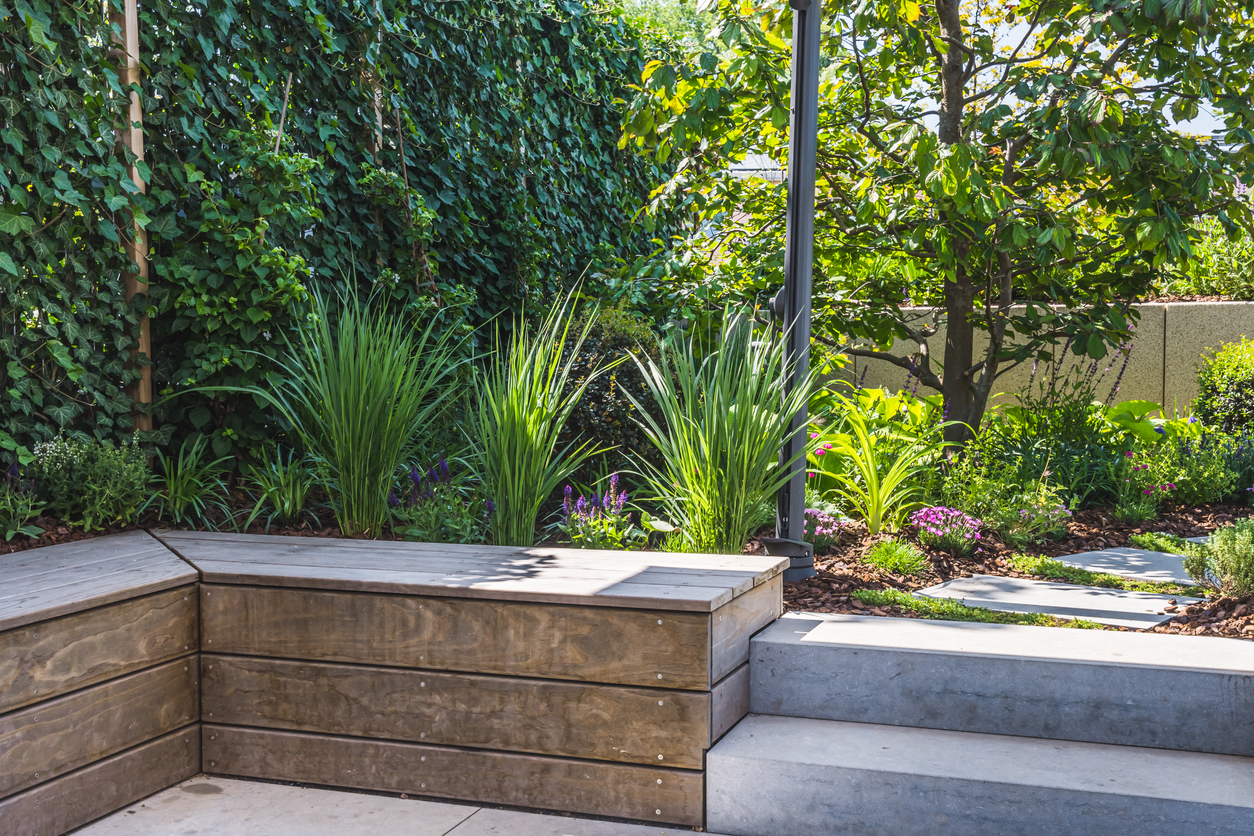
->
xmin=161 ymin=532 xmax=785 ymax=828
xmin=0 ymin=531 xmax=200 ymax=836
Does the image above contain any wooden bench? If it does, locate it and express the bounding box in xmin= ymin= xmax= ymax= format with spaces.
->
xmin=0 ymin=531 xmax=200 ymax=836
xmin=0 ymin=531 xmax=784 ymax=832
xmin=162 ymin=531 xmax=785 ymax=828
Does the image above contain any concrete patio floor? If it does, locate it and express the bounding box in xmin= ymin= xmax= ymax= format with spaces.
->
xmin=73 ymin=775 xmax=712 ymax=836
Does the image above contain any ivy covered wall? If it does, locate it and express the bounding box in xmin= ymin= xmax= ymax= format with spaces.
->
xmin=1 ymin=0 xmax=678 ymax=457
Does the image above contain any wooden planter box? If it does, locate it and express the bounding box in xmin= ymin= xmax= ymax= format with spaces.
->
xmin=0 ymin=531 xmax=785 ymax=833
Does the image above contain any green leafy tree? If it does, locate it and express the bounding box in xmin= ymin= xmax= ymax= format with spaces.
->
xmin=624 ymin=0 xmax=1254 ymax=440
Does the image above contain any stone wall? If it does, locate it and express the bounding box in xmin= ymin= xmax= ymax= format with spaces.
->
xmin=846 ymin=301 xmax=1254 ymax=410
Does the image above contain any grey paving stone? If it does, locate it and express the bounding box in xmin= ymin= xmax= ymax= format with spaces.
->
xmin=706 ymin=714 xmax=1254 ymax=836
xmin=1056 ymin=546 xmax=1192 ymax=584
xmin=1187 ymin=535 xmax=1210 ymax=544
xmin=74 ymin=775 xmax=478 ymax=835
xmin=447 ymin=807 xmax=708 ymax=836
xmin=915 ymin=574 xmax=1199 ymax=628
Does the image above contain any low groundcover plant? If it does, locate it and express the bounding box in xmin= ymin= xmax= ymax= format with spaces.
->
xmin=557 ymin=474 xmax=644 ymax=550
xmin=910 ymin=506 xmax=982 ymax=556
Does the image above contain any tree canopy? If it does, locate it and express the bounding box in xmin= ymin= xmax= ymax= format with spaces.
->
xmin=623 ymin=0 xmax=1254 ymax=438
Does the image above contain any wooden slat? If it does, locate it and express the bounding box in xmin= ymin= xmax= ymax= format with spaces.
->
xmin=0 ymin=531 xmax=196 ymax=632
xmin=0 ymin=585 xmax=196 ymax=714
xmin=203 ymin=724 xmax=703 ymax=826
xmin=160 ymin=531 xmax=786 ymax=612
xmin=202 ymin=585 xmax=712 ymax=689
xmin=0 ymin=726 xmax=199 ymax=836
xmin=709 ymin=574 xmax=783 ymax=683
xmin=0 ymin=586 xmax=195 ymax=716
xmin=710 ymin=663 xmax=751 ymax=745
xmin=201 ymin=654 xmax=710 ymax=768
xmin=0 ymin=658 xmax=198 ymax=799
xmin=196 ymin=566 xmax=736 ymax=611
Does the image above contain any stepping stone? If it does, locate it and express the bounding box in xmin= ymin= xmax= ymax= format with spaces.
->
xmin=1057 ymin=546 xmax=1192 ymax=585
xmin=915 ymin=574 xmax=1200 ymax=629
xmin=1188 ymin=535 xmax=1210 ymax=544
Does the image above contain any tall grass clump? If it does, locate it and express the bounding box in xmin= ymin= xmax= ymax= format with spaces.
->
xmin=628 ymin=314 xmax=814 ymax=554
xmin=468 ymin=298 xmax=612 ymax=546
xmin=241 ymin=292 xmax=461 ymax=537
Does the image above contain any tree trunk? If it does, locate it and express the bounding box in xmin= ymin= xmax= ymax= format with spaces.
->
xmin=942 ymin=259 xmax=975 ymax=445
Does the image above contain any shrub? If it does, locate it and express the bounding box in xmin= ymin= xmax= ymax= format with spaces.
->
xmin=557 ymin=475 xmax=645 ymax=550
xmin=910 ymin=507 xmax=981 ymax=556
xmin=145 ymin=436 xmax=233 ymax=528
xmin=1121 ymin=433 xmax=1237 ymax=508
xmin=558 ymin=305 xmax=665 ymax=480
xmin=942 ymin=457 xmax=1071 ymax=547
xmin=628 ymin=312 xmax=814 ymax=554
xmin=864 ymin=539 xmax=928 ymax=576
xmin=391 ymin=460 xmax=492 ymax=545
xmin=1204 ymin=518 xmax=1254 ymax=597
xmin=243 ymin=447 xmax=319 ymax=531
xmin=0 ymin=468 xmax=43 ymax=540
xmin=804 ymin=508 xmax=842 ymax=553
xmin=1195 ymin=338 xmax=1254 ymax=434
xmin=30 ymin=436 xmax=148 ymax=529
xmin=468 ymin=297 xmax=611 ymax=547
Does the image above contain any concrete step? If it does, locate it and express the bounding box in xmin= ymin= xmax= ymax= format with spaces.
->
xmin=914 ymin=573 xmax=1198 ymax=627
xmin=706 ymin=714 xmax=1254 ymax=836
xmin=1056 ymin=546 xmax=1192 ymax=584
xmin=750 ymin=613 xmax=1254 ymax=756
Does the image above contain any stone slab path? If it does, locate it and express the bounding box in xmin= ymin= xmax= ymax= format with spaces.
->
xmin=916 ymin=574 xmax=1200 ymax=629
xmin=75 ymin=775 xmax=714 ymax=836
xmin=1056 ymin=547 xmax=1192 ymax=584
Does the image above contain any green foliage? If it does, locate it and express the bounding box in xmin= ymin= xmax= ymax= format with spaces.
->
xmin=941 ymin=456 xmax=1072 ymax=547
xmin=558 ymin=303 xmax=664 ymax=480
xmin=622 ymin=0 xmax=713 ymax=46
xmin=1156 ymin=206 xmax=1254 ymax=300
xmin=1124 ymin=432 xmax=1238 ymax=508
xmin=1195 ymin=338 xmax=1254 ymax=435
xmin=803 ymin=507 xmax=842 ymax=554
xmin=30 ymin=436 xmax=148 ymax=530
xmin=243 ymin=447 xmax=319 ymax=531
xmin=469 ymin=299 xmax=609 ymax=547
xmin=1010 ymin=553 xmax=1209 ymax=598
xmin=2 ymin=0 xmax=683 ymax=455
xmin=627 ymin=313 xmax=814 ymax=554
xmin=812 ymin=393 xmax=948 ymax=535
xmin=852 ymin=588 xmax=1105 ymax=630
xmin=863 ymin=540 xmax=928 ymax=577
xmin=391 ymin=461 xmax=491 ymax=545
xmin=237 ymin=292 xmax=463 ymax=537
xmin=0 ymin=474 xmax=43 ymax=540
xmin=622 ymin=0 xmax=1254 ymax=438
xmin=1197 ymin=519 xmax=1254 ymax=597
xmin=0 ymin=0 xmax=148 ymax=446
xmin=145 ymin=436 xmax=232 ymax=528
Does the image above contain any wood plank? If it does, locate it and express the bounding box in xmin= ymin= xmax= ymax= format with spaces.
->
xmin=0 ymin=531 xmax=196 ymax=632
xmin=0 ymin=658 xmax=198 ymax=799
xmin=203 ymin=724 xmax=703 ymax=827
xmin=709 ymin=574 xmax=783 ymax=683
xmin=196 ymin=566 xmax=736 ymax=612
xmin=201 ymin=654 xmax=710 ymax=768
xmin=202 ymin=584 xmax=712 ymax=689
xmin=0 ymin=585 xmax=197 ymax=714
xmin=710 ymin=663 xmax=751 ymax=745
xmin=160 ymin=529 xmax=786 ymax=574
xmin=0 ymin=726 xmax=199 ymax=836
xmin=169 ymin=544 xmax=765 ymax=592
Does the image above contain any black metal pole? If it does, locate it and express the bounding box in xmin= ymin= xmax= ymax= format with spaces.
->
xmin=767 ymin=0 xmax=821 ymax=582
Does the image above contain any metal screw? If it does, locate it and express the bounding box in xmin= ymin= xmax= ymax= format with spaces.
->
xmin=657 ymin=674 xmax=663 ymax=680
xmin=657 ymin=620 xmax=662 ymax=625
xmin=657 ymin=779 xmax=662 ymax=784
xmin=658 ymin=755 xmax=663 ymax=760
xmin=655 ymin=810 xmax=661 ymax=815
xmin=658 ymin=701 xmax=663 ymax=706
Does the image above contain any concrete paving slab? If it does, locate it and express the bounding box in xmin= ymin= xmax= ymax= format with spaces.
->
xmin=706 ymin=714 xmax=1254 ymax=836
xmin=73 ymin=775 xmax=479 ymax=835
xmin=1188 ymin=535 xmax=1210 ymax=544
xmin=74 ymin=776 xmax=720 ymax=836
xmin=915 ymin=574 xmax=1200 ymax=628
xmin=750 ymin=613 xmax=1254 ymax=755
xmin=447 ymin=807 xmax=699 ymax=836
xmin=1056 ymin=546 xmax=1192 ymax=584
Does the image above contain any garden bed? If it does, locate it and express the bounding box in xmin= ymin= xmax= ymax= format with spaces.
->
xmin=772 ymin=503 xmax=1254 ymax=641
